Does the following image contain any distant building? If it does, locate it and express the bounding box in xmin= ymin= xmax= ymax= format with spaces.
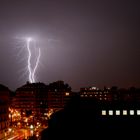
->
xmin=47 ymin=80 xmax=72 ymax=111
xmin=80 ymin=86 xmax=112 ymax=101
xmin=0 ymin=84 xmax=11 ymax=139
xmin=110 ymin=87 xmax=140 ymax=102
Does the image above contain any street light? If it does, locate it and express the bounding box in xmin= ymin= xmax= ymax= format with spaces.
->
xmin=9 ymin=113 xmax=12 ymax=126
xmin=30 ymin=124 xmax=34 ymax=129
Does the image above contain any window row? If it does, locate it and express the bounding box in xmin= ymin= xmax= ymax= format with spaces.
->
xmin=101 ymin=110 xmax=140 ymax=116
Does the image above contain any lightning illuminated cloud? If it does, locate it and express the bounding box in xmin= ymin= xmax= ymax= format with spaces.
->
xmin=26 ymin=37 xmax=40 ymax=83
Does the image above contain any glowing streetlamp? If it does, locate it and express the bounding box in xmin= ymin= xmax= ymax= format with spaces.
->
xmin=30 ymin=124 xmax=34 ymax=129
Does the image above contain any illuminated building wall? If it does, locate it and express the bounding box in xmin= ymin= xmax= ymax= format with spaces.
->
xmin=80 ymin=86 xmax=112 ymax=101
xmin=12 ymin=82 xmax=48 ymax=117
xmin=80 ymin=86 xmax=140 ymax=102
xmin=12 ymin=81 xmax=72 ymax=116
xmin=47 ymin=81 xmax=72 ymax=110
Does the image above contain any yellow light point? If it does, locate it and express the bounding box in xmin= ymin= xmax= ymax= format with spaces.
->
xmin=65 ymin=92 xmax=70 ymax=96
xmin=8 ymin=128 xmax=12 ymax=132
xmin=30 ymin=124 xmax=34 ymax=129
xmin=17 ymin=113 xmax=20 ymax=116
xmin=24 ymin=118 xmax=28 ymax=122
xmin=36 ymin=134 xmax=39 ymax=137
xmin=11 ymin=109 xmax=13 ymax=113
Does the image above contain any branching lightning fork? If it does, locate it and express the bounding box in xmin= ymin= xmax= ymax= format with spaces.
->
xmin=26 ymin=37 xmax=40 ymax=83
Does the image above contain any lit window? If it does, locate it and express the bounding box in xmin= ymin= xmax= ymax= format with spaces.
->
xmin=102 ymin=110 xmax=106 ymax=115
xmin=123 ymin=110 xmax=127 ymax=115
xmin=80 ymin=95 xmax=84 ymax=97
xmin=130 ymin=110 xmax=134 ymax=115
xmin=109 ymin=110 xmax=113 ymax=115
xmin=65 ymin=92 xmax=69 ymax=96
xmin=116 ymin=110 xmax=120 ymax=115
xmin=92 ymin=87 xmax=96 ymax=90
xmin=137 ymin=110 xmax=140 ymax=115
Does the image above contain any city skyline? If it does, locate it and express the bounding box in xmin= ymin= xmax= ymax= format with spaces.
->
xmin=0 ymin=0 xmax=140 ymax=91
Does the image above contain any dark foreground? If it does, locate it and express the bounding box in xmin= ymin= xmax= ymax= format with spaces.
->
xmin=41 ymin=97 xmax=140 ymax=139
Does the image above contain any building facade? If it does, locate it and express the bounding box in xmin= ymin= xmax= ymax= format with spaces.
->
xmin=80 ymin=86 xmax=112 ymax=101
xmin=12 ymin=82 xmax=48 ymax=122
xmin=47 ymin=81 xmax=72 ymax=111
xmin=0 ymin=84 xmax=10 ymax=139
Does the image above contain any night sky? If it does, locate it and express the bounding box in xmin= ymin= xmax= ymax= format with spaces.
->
xmin=0 ymin=0 xmax=140 ymax=91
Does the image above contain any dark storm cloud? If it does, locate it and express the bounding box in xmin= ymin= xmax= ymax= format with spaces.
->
xmin=0 ymin=0 xmax=140 ymax=91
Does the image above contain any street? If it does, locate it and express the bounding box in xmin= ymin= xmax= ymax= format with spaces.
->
xmin=3 ymin=126 xmax=46 ymax=140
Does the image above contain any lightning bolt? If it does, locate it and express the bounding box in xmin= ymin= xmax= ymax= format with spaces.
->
xmin=26 ymin=37 xmax=40 ymax=83
xmin=27 ymin=38 xmax=32 ymax=83
xmin=32 ymin=47 xmax=41 ymax=83
xmin=13 ymin=35 xmax=58 ymax=84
